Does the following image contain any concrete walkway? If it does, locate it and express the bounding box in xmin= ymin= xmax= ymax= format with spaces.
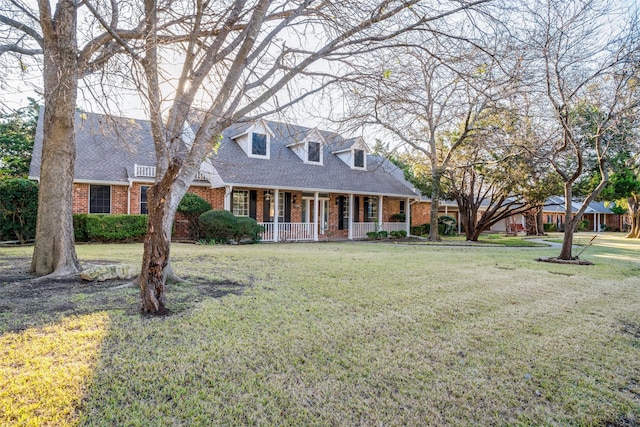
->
xmin=527 ymin=238 xmax=563 ymax=249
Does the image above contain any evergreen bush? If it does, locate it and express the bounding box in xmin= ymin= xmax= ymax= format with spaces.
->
xmin=199 ymin=210 xmax=237 ymax=243
xmin=234 ymin=216 xmax=262 ymax=242
xmin=0 ymin=178 xmax=38 ymax=243
xmin=85 ymin=214 xmax=148 ymax=242
xmin=177 ymin=193 xmax=212 ymax=239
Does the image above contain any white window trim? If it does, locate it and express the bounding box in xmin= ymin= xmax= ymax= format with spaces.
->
xmin=305 ymin=140 xmax=323 ymax=165
xmin=248 ymin=132 xmax=270 ymax=159
xmin=233 ymin=190 xmax=250 ymax=217
xmin=352 ymin=148 xmax=366 ymax=170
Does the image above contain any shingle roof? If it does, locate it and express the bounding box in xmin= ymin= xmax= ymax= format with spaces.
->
xmin=207 ymin=121 xmax=418 ymax=196
xmin=543 ymin=196 xmax=616 ymax=214
xmin=30 ymin=109 xmax=156 ymax=184
xmin=30 ymin=109 xmax=419 ymax=198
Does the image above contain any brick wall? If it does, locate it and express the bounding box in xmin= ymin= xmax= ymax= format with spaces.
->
xmin=73 ymin=184 xmax=89 ymax=213
xmin=112 ymin=186 xmax=128 ymax=214
xmin=411 ymin=201 xmax=430 ymax=226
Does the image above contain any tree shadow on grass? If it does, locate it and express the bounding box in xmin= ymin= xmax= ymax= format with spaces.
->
xmin=0 ymin=257 xmax=250 ymax=334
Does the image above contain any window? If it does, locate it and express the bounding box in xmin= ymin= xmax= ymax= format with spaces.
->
xmin=140 ymin=186 xmax=149 ymax=215
xmin=342 ymin=196 xmax=349 ymax=228
xmin=269 ymin=192 xmax=285 ymax=220
xmin=89 ymin=185 xmax=111 ymax=214
xmin=399 ymin=200 xmax=406 ymax=214
xmin=252 ymin=133 xmax=267 ymax=156
xmin=354 ymin=149 xmax=365 ymax=168
xmin=308 ymin=141 xmax=321 ymax=163
xmin=367 ymin=197 xmax=378 ymax=221
xmin=233 ymin=190 xmax=249 ymax=216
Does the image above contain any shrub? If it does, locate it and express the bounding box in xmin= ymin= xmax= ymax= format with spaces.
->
xmin=73 ymin=214 xmax=90 ymax=242
xmin=0 ymin=178 xmax=38 ymax=243
xmin=543 ymin=223 xmax=557 ymax=232
xmin=390 ymin=230 xmax=407 ymax=238
xmin=438 ymin=215 xmax=457 ymax=236
xmin=234 ymin=216 xmax=262 ymax=243
xmin=85 ymin=215 xmax=148 ymax=242
xmin=366 ymin=231 xmax=380 ymax=239
xmin=177 ymin=193 xmax=212 ymax=239
xmin=410 ymin=225 xmax=427 ymax=236
xmin=378 ymin=230 xmax=388 ymax=239
xmin=199 ymin=210 xmax=237 ymax=243
xmin=389 ymin=213 xmax=406 ymax=222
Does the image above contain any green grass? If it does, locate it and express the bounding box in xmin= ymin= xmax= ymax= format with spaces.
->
xmin=1 ymin=235 xmax=639 ymax=426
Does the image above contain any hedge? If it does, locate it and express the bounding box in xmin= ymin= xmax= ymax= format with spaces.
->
xmin=74 ymin=214 xmax=148 ymax=242
xmin=0 ymin=178 xmax=38 ymax=243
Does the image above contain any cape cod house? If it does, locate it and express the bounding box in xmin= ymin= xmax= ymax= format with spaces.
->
xmin=29 ymin=110 xmax=421 ymax=241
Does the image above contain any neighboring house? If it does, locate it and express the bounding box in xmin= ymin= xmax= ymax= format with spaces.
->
xmin=542 ymin=196 xmax=623 ymax=232
xmin=29 ymin=110 xmax=421 ymax=241
xmin=412 ymin=195 xmax=623 ymax=234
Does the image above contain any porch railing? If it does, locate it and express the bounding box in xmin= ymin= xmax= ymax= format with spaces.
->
xmin=258 ymin=222 xmax=315 ymax=242
xmin=258 ymin=221 xmax=408 ymax=242
xmin=134 ymin=163 xmax=208 ymax=181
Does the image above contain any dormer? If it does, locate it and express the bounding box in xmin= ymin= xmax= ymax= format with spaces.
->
xmin=286 ymin=128 xmax=325 ymax=165
xmin=332 ymin=137 xmax=369 ymax=170
xmin=230 ymin=119 xmax=274 ymax=159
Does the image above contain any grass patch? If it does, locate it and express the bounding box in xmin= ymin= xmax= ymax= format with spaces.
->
xmin=1 ymin=236 xmax=639 ymax=425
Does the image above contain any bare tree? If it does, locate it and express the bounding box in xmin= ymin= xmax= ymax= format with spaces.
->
xmin=0 ymin=0 xmax=150 ymax=276
xmin=132 ymin=0 xmax=497 ymax=313
xmin=328 ymin=23 xmax=517 ymax=241
xmin=524 ymin=0 xmax=640 ymax=260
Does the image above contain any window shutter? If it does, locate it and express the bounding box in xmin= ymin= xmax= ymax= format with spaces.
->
xmin=353 ymin=196 xmax=360 ymax=223
xmin=364 ymin=197 xmax=370 ymax=222
xmin=284 ymin=192 xmax=292 ymax=223
xmin=249 ymin=190 xmax=257 ymax=219
xmin=263 ymin=193 xmax=271 ymax=222
xmin=338 ymin=196 xmax=344 ymax=230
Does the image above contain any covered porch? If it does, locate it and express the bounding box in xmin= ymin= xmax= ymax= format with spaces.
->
xmin=223 ymin=186 xmax=412 ymax=242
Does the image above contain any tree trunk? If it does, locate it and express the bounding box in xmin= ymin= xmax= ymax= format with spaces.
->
xmin=30 ymin=0 xmax=81 ymax=276
xmin=627 ymin=193 xmax=640 ymax=239
xmin=428 ymin=171 xmax=441 ymax=241
xmin=558 ymin=184 xmax=577 ymax=260
xmin=139 ymin=160 xmax=187 ymax=313
xmin=524 ymin=209 xmax=537 ymax=236
xmin=536 ymin=208 xmax=545 ymax=235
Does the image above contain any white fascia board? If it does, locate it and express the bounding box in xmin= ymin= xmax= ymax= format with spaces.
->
xmin=74 ymin=179 xmax=131 ymax=186
xmin=222 ymin=182 xmax=418 ymax=198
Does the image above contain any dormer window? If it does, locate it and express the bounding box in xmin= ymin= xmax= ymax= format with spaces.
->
xmin=308 ymin=141 xmax=321 ymax=163
xmin=252 ymin=133 xmax=267 ymax=156
xmin=354 ymin=149 xmax=365 ymax=168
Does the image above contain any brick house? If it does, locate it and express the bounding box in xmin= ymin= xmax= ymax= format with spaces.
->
xmin=29 ymin=111 xmax=421 ymax=241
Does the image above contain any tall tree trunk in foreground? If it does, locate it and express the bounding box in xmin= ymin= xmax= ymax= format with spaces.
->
xmin=30 ymin=0 xmax=81 ymax=276
xmin=627 ymin=193 xmax=640 ymax=239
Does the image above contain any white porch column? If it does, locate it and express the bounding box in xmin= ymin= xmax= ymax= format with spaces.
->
xmin=444 ymin=205 xmax=448 ymax=215
xmin=348 ymin=194 xmax=354 ymax=240
xmin=274 ymin=189 xmax=279 ymax=242
xmin=594 ymin=214 xmax=598 ymax=232
xmin=313 ymin=192 xmax=319 ymax=241
xmin=378 ymin=196 xmax=383 ymax=226
xmin=224 ymin=185 xmax=233 ymax=211
xmin=405 ymin=198 xmax=411 ymax=234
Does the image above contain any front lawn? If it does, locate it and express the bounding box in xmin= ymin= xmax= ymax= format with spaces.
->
xmin=1 ymin=236 xmax=639 ymax=426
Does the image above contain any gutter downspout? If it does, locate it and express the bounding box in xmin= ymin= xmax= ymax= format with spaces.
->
xmin=408 ymin=198 xmax=420 ymax=236
xmin=127 ymin=179 xmax=133 ymax=214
